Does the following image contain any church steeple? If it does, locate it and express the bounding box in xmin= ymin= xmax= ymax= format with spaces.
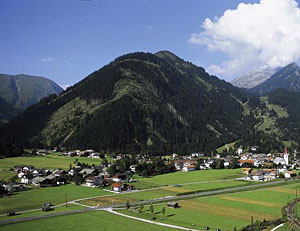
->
xmin=284 ymin=146 xmax=289 ymax=165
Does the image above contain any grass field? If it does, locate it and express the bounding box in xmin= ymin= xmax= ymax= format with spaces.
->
xmin=0 ymin=210 xmax=177 ymax=231
xmin=0 ymin=184 xmax=113 ymax=214
xmin=131 ymin=169 xmax=244 ymax=189
xmin=0 ymin=154 xmax=105 ymax=171
xmin=0 ymin=170 xmax=16 ymax=181
xmin=82 ymin=180 xmax=252 ymax=207
xmin=120 ymin=183 xmax=300 ymax=231
xmin=0 ymin=204 xmax=83 ymax=221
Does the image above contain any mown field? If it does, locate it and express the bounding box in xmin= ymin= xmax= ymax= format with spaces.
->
xmin=0 ymin=184 xmax=113 ymax=214
xmin=120 ymin=183 xmax=300 ymax=231
xmin=0 ymin=204 xmax=83 ymax=221
xmin=132 ymin=169 xmax=244 ymax=189
xmin=82 ymin=180 xmax=253 ymax=207
xmin=0 ymin=210 xmax=177 ymax=231
xmin=0 ymin=154 xmax=106 ymax=171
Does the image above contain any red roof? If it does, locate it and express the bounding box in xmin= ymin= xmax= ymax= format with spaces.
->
xmin=111 ymin=182 xmax=123 ymax=187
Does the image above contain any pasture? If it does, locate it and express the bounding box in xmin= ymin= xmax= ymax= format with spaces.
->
xmin=0 ymin=154 xmax=106 ymax=171
xmin=82 ymin=179 xmax=252 ymax=207
xmin=0 ymin=210 xmax=177 ymax=231
xmin=132 ymin=169 xmax=244 ymax=189
xmin=121 ymin=183 xmax=300 ymax=230
xmin=0 ymin=184 xmax=112 ymax=215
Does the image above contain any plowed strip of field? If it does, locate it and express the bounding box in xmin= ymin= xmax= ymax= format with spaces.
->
xmin=164 ymin=187 xmax=192 ymax=193
xmin=82 ymin=196 xmax=136 ymax=207
xmin=268 ymin=187 xmax=297 ymax=194
xmin=181 ymin=200 xmax=277 ymax=221
xmin=218 ymin=195 xmax=281 ymax=207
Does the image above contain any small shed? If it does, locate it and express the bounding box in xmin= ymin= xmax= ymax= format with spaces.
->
xmin=41 ymin=202 xmax=53 ymax=211
xmin=167 ymin=202 xmax=179 ymax=208
xmin=7 ymin=210 xmax=16 ymax=216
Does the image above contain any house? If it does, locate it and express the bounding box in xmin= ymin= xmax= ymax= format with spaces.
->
xmin=249 ymin=171 xmax=264 ymax=181
xmin=182 ymin=165 xmax=196 ymax=172
xmin=79 ymin=168 xmax=97 ymax=178
xmin=238 ymin=160 xmax=255 ymax=166
xmin=273 ymin=157 xmax=286 ymax=166
xmin=111 ymin=182 xmax=124 ymax=192
xmin=52 ymin=169 xmax=67 ymax=177
xmin=32 ymin=176 xmax=49 ymax=186
xmin=167 ymin=202 xmax=179 ymax=208
xmin=21 ymin=174 xmax=34 ymax=184
xmin=68 ymin=166 xmax=83 ymax=176
xmin=2 ymin=183 xmax=25 ymax=192
xmin=242 ymin=168 xmax=252 ymax=175
xmin=17 ymin=172 xmax=25 ymax=179
xmin=85 ymin=176 xmax=103 ymax=187
xmin=285 ymin=171 xmax=297 ymax=179
xmin=46 ymin=174 xmax=66 ymax=186
xmin=22 ymin=165 xmax=35 ymax=172
xmin=112 ymin=173 xmax=128 ymax=182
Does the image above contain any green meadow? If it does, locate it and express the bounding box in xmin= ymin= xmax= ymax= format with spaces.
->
xmin=0 ymin=204 xmax=83 ymax=221
xmin=0 ymin=184 xmax=112 ymax=215
xmin=121 ymin=183 xmax=300 ymax=231
xmin=0 ymin=154 xmax=106 ymax=171
xmin=0 ymin=210 xmax=177 ymax=231
xmin=132 ymin=169 xmax=244 ymax=189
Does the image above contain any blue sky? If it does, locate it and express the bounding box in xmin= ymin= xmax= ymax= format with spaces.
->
xmin=2 ymin=0 xmax=297 ymax=87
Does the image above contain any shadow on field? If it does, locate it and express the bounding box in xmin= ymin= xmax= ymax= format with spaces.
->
xmin=167 ymin=214 xmax=176 ymax=217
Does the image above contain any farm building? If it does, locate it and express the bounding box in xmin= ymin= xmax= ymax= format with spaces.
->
xmin=167 ymin=202 xmax=179 ymax=208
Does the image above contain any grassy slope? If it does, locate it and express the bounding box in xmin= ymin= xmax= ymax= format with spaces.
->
xmin=256 ymin=97 xmax=288 ymax=134
xmin=0 ymin=154 xmax=106 ymax=171
xmin=0 ymin=210 xmax=177 ymax=231
xmin=0 ymin=184 xmax=112 ymax=214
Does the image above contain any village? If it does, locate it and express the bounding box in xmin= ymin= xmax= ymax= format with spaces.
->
xmin=1 ymin=145 xmax=299 ymax=198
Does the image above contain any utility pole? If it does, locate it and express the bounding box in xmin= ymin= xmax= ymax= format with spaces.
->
xmin=66 ymin=193 xmax=68 ymax=207
xmin=296 ymin=188 xmax=298 ymax=198
xmin=251 ymin=216 xmax=254 ymax=231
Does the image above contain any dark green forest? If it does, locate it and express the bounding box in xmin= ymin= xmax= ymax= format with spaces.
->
xmin=1 ymin=51 xmax=300 ymax=157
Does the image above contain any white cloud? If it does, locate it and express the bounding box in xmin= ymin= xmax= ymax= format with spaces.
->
xmin=189 ymin=0 xmax=300 ymax=79
xmin=40 ymin=57 xmax=54 ymax=63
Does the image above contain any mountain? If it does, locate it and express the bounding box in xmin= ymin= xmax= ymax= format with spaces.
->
xmin=251 ymin=62 xmax=300 ymax=95
xmin=231 ymin=67 xmax=278 ymax=89
xmin=0 ymin=74 xmax=64 ymax=112
xmin=0 ymin=97 xmax=17 ymax=126
xmin=1 ymin=51 xmax=259 ymax=155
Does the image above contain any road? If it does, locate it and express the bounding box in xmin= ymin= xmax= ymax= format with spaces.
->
xmin=0 ymin=178 xmax=298 ymax=226
xmin=287 ymin=198 xmax=300 ymax=230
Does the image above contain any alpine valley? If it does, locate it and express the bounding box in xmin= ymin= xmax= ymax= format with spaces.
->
xmin=2 ymin=51 xmax=300 ymax=156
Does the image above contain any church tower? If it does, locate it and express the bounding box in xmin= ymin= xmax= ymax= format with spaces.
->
xmin=284 ymin=146 xmax=289 ymax=165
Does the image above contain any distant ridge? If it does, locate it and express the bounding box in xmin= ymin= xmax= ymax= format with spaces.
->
xmin=231 ymin=67 xmax=278 ymax=89
xmin=251 ymin=62 xmax=300 ymax=95
xmin=0 ymin=74 xmax=63 ymax=112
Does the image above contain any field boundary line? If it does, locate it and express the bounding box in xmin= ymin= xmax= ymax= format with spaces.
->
xmin=270 ymin=223 xmax=284 ymax=231
xmin=104 ymin=208 xmax=200 ymax=231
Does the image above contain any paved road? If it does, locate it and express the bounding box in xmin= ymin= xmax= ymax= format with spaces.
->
xmin=0 ymin=179 xmax=298 ymax=226
xmin=287 ymin=198 xmax=300 ymax=230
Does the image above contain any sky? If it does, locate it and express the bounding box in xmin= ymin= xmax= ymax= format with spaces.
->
xmin=1 ymin=0 xmax=300 ymax=88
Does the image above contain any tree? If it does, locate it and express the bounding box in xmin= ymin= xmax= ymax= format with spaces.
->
xmin=139 ymin=204 xmax=144 ymax=213
xmin=150 ymin=203 xmax=154 ymax=214
xmin=69 ymin=163 xmax=72 ymax=170
xmin=162 ymin=207 xmax=166 ymax=216
xmin=126 ymin=200 xmax=130 ymax=209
